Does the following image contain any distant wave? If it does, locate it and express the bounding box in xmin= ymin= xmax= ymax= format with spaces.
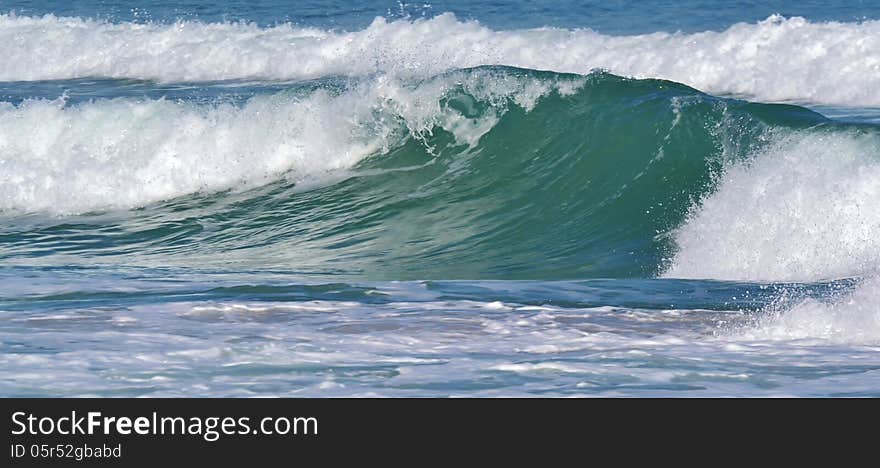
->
xmin=1 ymin=13 xmax=879 ymax=105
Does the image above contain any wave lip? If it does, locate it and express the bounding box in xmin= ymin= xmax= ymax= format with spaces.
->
xmin=1 ymin=13 xmax=879 ymax=106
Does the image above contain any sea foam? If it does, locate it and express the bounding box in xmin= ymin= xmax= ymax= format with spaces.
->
xmin=1 ymin=13 xmax=879 ymax=106
xmin=737 ymin=276 xmax=880 ymax=344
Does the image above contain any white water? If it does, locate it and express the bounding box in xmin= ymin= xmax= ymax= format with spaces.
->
xmin=4 ymin=294 xmax=879 ymax=396
xmin=667 ymin=129 xmax=880 ymax=344
xmin=738 ymin=277 xmax=880 ymax=344
xmin=668 ymin=130 xmax=880 ymax=283
xmin=1 ymin=13 xmax=879 ymax=106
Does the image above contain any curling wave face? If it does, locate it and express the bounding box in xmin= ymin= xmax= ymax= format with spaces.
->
xmin=1 ymin=13 xmax=879 ymax=106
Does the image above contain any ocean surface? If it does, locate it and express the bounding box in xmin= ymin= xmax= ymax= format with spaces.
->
xmin=2 ymin=0 xmax=880 ymax=397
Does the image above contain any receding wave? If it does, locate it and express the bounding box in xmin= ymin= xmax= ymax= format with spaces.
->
xmin=1 ymin=13 xmax=879 ymax=106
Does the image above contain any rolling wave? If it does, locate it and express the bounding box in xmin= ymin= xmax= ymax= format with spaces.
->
xmin=1 ymin=13 xmax=879 ymax=105
xmin=5 ymin=67 xmax=877 ymax=287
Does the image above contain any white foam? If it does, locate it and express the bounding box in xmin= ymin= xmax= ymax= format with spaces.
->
xmin=1 ymin=13 xmax=879 ymax=106
xmin=666 ymin=130 xmax=880 ymax=282
xmin=666 ymin=128 xmax=880 ymax=344
xmin=5 ymin=288 xmax=880 ymax=395
xmin=737 ymin=277 xmax=880 ymax=344
xmin=0 ymin=70 xmax=579 ymax=214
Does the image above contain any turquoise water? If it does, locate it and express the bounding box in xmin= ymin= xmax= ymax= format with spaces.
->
xmin=2 ymin=1 xmax=880 ymax=396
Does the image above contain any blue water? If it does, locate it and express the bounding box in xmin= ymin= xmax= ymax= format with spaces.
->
xmin=2 ymin=0 xmax=880 ymax=397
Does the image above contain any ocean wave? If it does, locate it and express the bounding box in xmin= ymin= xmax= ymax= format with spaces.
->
xmin=1 ymin=67 xmax=844 ymax=282
xmin=3 ymin=67 xmax=879 ymax=285
xmin=1 ymin=13 xmax=879 ymax=106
